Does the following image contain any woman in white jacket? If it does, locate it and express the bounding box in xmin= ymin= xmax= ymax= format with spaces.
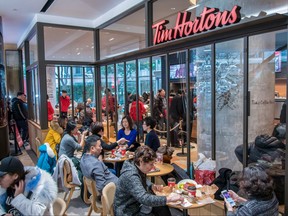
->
xmin=0 ymin=156 xmax=58 ymax=216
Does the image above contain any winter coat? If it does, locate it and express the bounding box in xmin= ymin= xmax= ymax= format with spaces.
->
xmin=227 ymin=193 xmax=279 ymax=216
xmin=37 ymin=143 xmax=57 ymax=174
xmin=0 ymin=166 xmax=57 ymax=216
xmin=11 ymin=97 xmax=27 ymax=121
xmin=130 ymin=101 xmax=146 ymax=121
xmin=114 ymin=160 xmax=166 ymax=216
xmin=153 ymin=95 xmax=165 ymax=120
xmin=60 ymin=95 xmax=70 ymax=112
xmin=44 ymin=121 xmax=63 ymax=156
xmin=80 ymin=153 xmax=118 ymax=194
xmin=47 ymin=101 xmax=54 ymax=121
xmin=169 ymin=95 xmax=185 ymax=122
xmin=235 ymin=134 xmax=285 ymax=164
xmin=52 ymin=154 xmax=81 ymax=192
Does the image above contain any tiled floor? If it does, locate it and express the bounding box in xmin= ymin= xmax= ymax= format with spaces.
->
xmin=12 ymin=138 xmax=197 ymax=216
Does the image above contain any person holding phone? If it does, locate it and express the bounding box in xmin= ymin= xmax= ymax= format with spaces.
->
xmin=0 ymin=156 xmax=57 ymax=215
xmin=224 ymin=166 xmax=279 ymax=216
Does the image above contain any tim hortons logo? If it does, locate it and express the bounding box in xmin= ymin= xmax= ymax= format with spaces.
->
xmin=152 ymin=5 xmax=241 ymax=45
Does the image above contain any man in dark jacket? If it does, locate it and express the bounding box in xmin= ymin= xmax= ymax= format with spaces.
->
xmin=153 ymin=89 xmax=166 ymax=136
xmin=235 ymin=129 xmax=285 ymax=164
xmin=12 ymin=91 xmax=28 ymax=143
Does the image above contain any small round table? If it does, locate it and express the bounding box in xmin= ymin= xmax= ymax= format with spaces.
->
xmin=103 ymin=155 xmax=132 ymax=176
xmin=147 ymin=163 xmax=174 ymax=183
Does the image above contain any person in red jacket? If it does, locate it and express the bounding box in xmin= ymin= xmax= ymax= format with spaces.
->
xmin=129 ymin=94 xmax=146 ymax=142
xmin=47 ymin=94 xmax=54 ymax=121
xmin=59 ymin=90 xmax=70 ymax=118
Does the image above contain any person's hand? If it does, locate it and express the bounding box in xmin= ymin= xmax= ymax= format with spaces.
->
xmin=152 ymin=184 xmax=163 ymax=192
xmin=82 ymin=130 xmax=89 ymax=136
xmin=117 ymin=138 xmax=129 ymax=145
xmin=160 ymin=113 xmax=163 ymax=118
xmin=129 ymin=144 xmax=135 ymax=149
xmin=224 ymin=197 xmax=234 ymax=212
xmin=167 ymin=193 xmax=183 ymax=203
xmin=228 ymin=190 xmax=239 ymax=201
xmin=14 ymin=180 xmax=25 ymax=197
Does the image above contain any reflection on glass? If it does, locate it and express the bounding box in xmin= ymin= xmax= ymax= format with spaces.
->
xmin=31 ymin=67 xmax=40 ymax=124
xmin=216 ymin=38 xmax=244 ymax=171
xmin=116 ymin=63 xmax=125 ymax=130
xmin=29 ymin=34 xmax=38 ymax=64
xmin=192 ymin=46 xmax=212 ymax=159
xmin=85 ymin=67 xmax=96 ymax=112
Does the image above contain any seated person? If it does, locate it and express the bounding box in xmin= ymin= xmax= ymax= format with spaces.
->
xmin=58 ymin=120 xmax=88 ymax=159
xmin=143 ymin=116 xmax=160 ymax=152
xmin=0 ymin=156 xmax=57 ymax=215
xmin=235 ymin=124 xmax=286 ymax=164
xmin=117 ymin=115 xmax=137 ymax=150
xmin=80 ymin=135 xmax=118 ymax=194
xmin=225 ymin=165 xmax=279 ymax=216
xmin=114 ymin=145 xmax=183 ymax=216
xmin=91 ymin=121 xmax=128 ymax=151
xmin=44 ymin=116 xmax=67 ymax=157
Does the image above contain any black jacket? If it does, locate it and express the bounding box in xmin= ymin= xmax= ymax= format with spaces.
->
xmin=169 ymin=95 xmax=185 ymax=122
xmin=11 ymin=97 xmax=27 ymax=121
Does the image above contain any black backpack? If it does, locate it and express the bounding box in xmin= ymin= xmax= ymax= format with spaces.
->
xmin=212 ymin=168 xmax=239 ymax=200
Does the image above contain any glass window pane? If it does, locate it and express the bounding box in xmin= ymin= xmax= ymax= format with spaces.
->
xmin=191 ymin=45 xmax=212 ymax=159
xmin=116 ymin=63 xmax=125 ymax=130
xmin=215 ymin=38 xmax=244 ymax=171
xmin=44 ymin=26 xmax=95 ymax=62
xmin=100 ymin=7 xmax=145 ymax=59
xmin=29 ymin=34 xmax=38 ymax=64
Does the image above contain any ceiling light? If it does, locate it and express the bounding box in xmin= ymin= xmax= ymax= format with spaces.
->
xmin=171 ymin=7 xmax=176 ymax=10
xmin=91 ymin=46 xmax=94 ymax=49
xmin=186 ymin=4 xmax=199 ymax=11
xmin=109 ymin=38 xmax=115 ymax=41
xmin=77 ymin=52 xmax=81 ymax=55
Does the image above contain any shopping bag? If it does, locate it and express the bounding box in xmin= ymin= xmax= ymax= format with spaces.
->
xmin=194 ymin=169 xmax=216 ymax=185
xmin=15 ymin=126 xmax=24 ymax=147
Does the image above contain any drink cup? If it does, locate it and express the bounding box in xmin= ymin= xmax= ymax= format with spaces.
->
xmin=111 ymin=149 xmax=116 ymax=156
xmin=187 ymin=186 xmax=196 ymax=197
xmin=121 ymin=149 xmax=126 ymax=156
xmin=167 ymin=178 xmax=176 ymax=187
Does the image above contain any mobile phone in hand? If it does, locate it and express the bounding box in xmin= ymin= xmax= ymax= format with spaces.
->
xmin=221 ymin=190 xmax=236 ymax=207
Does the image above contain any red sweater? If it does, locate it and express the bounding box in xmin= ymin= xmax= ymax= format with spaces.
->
xmin=47 ymin=101 xmax=54 ymax=121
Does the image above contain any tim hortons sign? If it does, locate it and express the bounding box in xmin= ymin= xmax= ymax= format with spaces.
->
xmin=152 ymin=5 xmax=241 ymax=45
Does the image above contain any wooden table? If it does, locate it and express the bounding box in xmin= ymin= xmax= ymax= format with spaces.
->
xmin=147 ymin=163 xmax=174 ymax=183
xmin=103 ymin=155 xmax=132 ymax=176
xmin=167 ymin=202 xmax=207 ymax=216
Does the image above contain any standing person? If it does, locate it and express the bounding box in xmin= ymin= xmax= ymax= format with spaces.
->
xmin=0 ymin=156 xmax=57 ymax=215
xmin=12 ymin=91 xmax=28 ymax=143
xmin=59 ymin=90 xmax=70 ymax=118
xmin=80 ymin=135 xmax=118 ymax=194
xmin=169 ymin=90 xmax=185 ymax=147
xmin=225 ymin=166 xmax=279 ymax=216
xmin=47 ymin=94 xmax=54 ymax=122
xmin=114 ymin=145 xmax=182 ymax=216
xmin=153 ymin=89 xmax=166 ymax=135
xmin=143 ymin=116 xmax=160 ymax=152
xmin=101 ymin=88 xmax=115 ymax=122
xmin=129 ymin=95 xmax=146 ymax=142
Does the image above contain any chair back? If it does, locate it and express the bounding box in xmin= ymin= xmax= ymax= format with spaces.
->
xmin=35 ymin=137 xmax=42 ymax=157
xmin=53 ymin=197 xmax=66 ymax=216
xmin=83 ymin=176 xmax=102 ymax=213
xmin=102 ymin=182 xmax=116 ymax=216
xmin=63 ymin=159 xmax=73 ymax=186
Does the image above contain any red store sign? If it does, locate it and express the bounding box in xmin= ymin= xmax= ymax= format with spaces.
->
xmin=152 ymin=5 xmax=241 ymax=45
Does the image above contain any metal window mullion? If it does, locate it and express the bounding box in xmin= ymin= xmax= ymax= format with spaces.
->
xmin=124 ymin=62 xmax=127 ymax=115
xmin=136 ymin=59 xmax=139 ymax=141
xmin=70 ymin=66 xmax=74 ymax=118
xmin=83 ymin=66 xmax=86 ymax=117
xmin=186 ymin=49 xmax=192 ymax=178
xmin=211 ymin=43 xmax=216 ymax=160
xmin=243 ymin=37 xmax=249 ymax=168
xmin=114 ymin=63 xmax=118 ymax=132
xmin=149 ymin=56 xmax=153 ymax=117
xmin=165 ymin=53 xmax=170 ymax=146
xmin=105 ymin=65 xmax=109 ymax=137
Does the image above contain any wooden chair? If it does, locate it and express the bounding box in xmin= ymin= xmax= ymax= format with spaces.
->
xmin=35 ymin=137 xmax=42 ymax=157
xmin=102 ymin=182 xmax=116 ymax=216
xmin=63 ymin=159 xmax=79 ymax=213
xmin=53 ymin=197 xmax=66 ymax=216
xmin=83 ymin=176 xmax=103 ymax=216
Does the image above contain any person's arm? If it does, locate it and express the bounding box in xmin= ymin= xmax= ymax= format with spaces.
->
xmin=128 ymin=130 xmax=137 ymax=146
xmin=91 ymin=161 xmax=110 ymax=192
xmin=79 ymin=130 xmax=88 ymax=148
xmin=101 ymin=139 xmax=118 ymax=150
xmin=120 ymin=173 xmax=166 ymax=207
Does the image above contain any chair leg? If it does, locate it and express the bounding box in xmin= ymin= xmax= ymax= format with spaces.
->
xmin=87 ymin=206 xmax=92 ymax=216
xmin=63 ymin=191 xmax=68 ymax=201
xmin=64 ymin=187 xmax=75 ymax=212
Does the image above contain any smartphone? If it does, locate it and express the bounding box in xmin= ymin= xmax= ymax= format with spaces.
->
xmin=221 ymin=190 xmax=236 ymax=207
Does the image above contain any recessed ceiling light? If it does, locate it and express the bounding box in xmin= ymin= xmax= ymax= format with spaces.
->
xmin=171 ymin=7 xmax=176 ymax=10
xmin=77 ymin=52 xmax=81 ymax=55
xmin=109 ymin=38 xmax=115 ymax=41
